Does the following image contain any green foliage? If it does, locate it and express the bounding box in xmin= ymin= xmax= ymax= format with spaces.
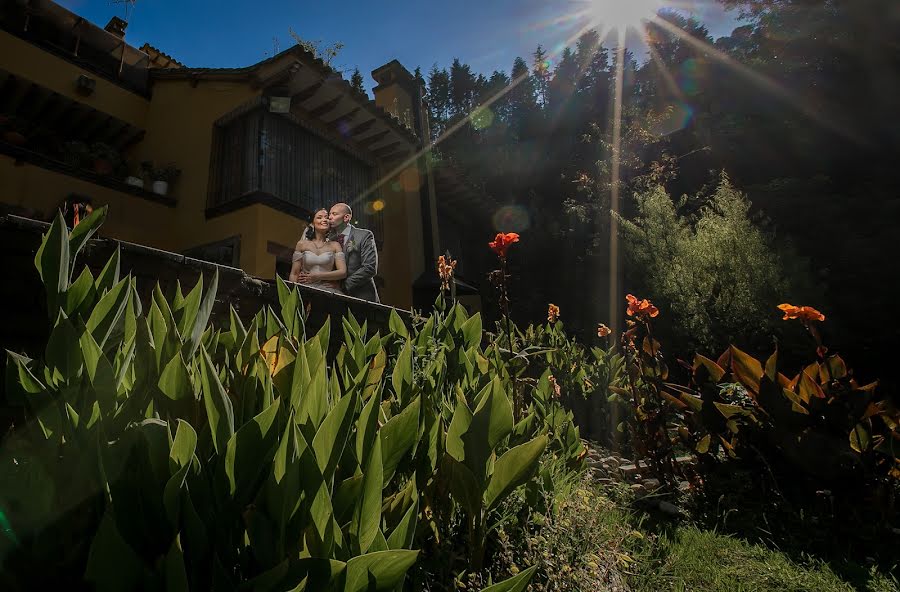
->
xmin=0 ymin=214 xmax=572 ymax=591
xmin=676 ymin=345 xmax=900 ymax=482
xmin=618 ymin=174 xmax=802 ymax=353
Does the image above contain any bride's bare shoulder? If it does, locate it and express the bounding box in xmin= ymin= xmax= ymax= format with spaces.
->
xmin=295 ymin=239 xmax=310 ymax=251
xmin=329 ymin=241 xmax=343 ymax=253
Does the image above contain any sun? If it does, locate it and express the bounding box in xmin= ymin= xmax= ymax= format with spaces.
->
xmin=585 ymin=0 xmax=664 ymax=32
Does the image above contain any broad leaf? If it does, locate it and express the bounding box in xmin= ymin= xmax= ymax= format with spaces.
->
xmin=343 ymin=550 xmax=419 ymax=592
xmin=483 ymin=435 xmax=547 ymax=510
xmin=478 ymin=565 xmax=539 ymax=592
xmin=199 ymin=345 xmax=235 ymax=453
xmin=380 ymin=396 xmax=421 ymax=483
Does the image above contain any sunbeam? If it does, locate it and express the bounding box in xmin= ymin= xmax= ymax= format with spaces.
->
xmin=648 ymin=14 xmax=866 ymax=145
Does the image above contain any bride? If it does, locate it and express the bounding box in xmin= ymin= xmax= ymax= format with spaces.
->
xmin=289 ymin=208 xmax=346 ymax=293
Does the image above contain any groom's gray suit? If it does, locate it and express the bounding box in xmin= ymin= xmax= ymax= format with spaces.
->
xmin=336 ymin=224 xmax=379 ymax=302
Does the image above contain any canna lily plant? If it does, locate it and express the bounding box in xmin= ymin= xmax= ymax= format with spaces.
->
xmin=1 ymin=209 xmax=553 ymax=592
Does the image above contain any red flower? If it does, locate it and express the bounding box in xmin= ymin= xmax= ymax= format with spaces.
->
xmin=778 ymin=303 xmax=825 ymax=322
xmin=489 ymin=232 xmax=520 ymax=258
xmin=597 ymin=324 xmax=611 ymax=338
xmin=626 ymin=294 xmax=659 ymax=319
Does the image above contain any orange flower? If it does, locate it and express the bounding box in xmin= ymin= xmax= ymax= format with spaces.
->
xmin=437 ymin=254 xmax=457 ymax=291
xmin=778 ymin=303 xmax=825 ymax=322
xmin=597 ymin=324 xmax=611 ymax=338
xmin=547 ymin=303 xmax=560 ymax=323
xmin=548 ymin=375 xmax=561 ymax=398
xmin=626 ymin=294 xmax=659 ymax=319
xmin=488 ymin=232 xmax=520 ymax=258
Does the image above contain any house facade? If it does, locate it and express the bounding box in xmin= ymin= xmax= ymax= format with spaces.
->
xmin=0 ymin=0 xmax=452 ymax=309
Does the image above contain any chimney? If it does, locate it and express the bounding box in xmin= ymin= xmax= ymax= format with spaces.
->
xmin=104 ymin=17 xmax=128 ymax=38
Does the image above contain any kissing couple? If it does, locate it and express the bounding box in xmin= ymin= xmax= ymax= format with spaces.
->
xmin=288 ymin=202 xmax=379 ymax=303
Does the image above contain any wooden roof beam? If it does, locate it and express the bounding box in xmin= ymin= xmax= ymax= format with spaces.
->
xmin=372 ymin=141 xmax=402 ymax=157
xmin=308 ymin=95 xmax=342 ymax=118
xmin=327 ymin=106 xmax=361 ymax=129
xmin=292 ymin=80 xmax=323 ymax=103
xmin=356 ymin=129 xmax=389 ymax=148
xmin=347 ymin=118 xmax=376 ymax=136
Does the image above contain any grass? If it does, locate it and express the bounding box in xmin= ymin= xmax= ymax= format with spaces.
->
xmin=628 ymin=523 xmax=899 ymax=592
xmin=494 ymin=470 xmax=898 ymax=592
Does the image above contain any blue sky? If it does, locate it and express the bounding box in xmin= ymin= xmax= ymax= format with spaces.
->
xmin=60 ymin=0 xmax=742 ymax=92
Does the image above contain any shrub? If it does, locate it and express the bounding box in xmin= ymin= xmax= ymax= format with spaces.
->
xmin=0 ymin=209 xmax=577 ymax=591
xmin=618 ymin=173 xmax=809 ymax=354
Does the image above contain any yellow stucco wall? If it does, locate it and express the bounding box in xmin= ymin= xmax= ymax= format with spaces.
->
xmin=0 ymin=32 xmax=149 ymax=126
xmin=132 ymin=79 xmax=258 ymax=252
xmin=0 ymin=29 xmax=423 ymax=309
xmin=0 ymin=154 xmax=177 ymax=248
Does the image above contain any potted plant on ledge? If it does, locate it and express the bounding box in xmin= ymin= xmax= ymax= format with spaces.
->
xmin=152 ymin=163 xmax=181 ymax=196
xmin=89 ymin=142 xmax=119 ymax=176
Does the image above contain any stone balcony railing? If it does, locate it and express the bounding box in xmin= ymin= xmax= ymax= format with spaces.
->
xmin=0 ymin=214 xmax=410 ymax=363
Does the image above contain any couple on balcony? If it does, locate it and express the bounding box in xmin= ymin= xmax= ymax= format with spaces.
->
xmin=288 ymin=202 xmax=379 ymax=302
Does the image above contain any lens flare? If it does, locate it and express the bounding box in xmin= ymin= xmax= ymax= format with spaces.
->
xmin=586 ymin=0 xmax=663 ymax=32
xmin=491 ymin=205 xmax=531 ymax=233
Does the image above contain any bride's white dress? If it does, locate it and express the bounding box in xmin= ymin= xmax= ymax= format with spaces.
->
xmin=293 ymin=250 xmax=345 ymax=294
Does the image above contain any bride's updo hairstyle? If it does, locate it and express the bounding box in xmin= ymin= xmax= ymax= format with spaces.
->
xmin=303 ymin=208 xmax=329 ymax=240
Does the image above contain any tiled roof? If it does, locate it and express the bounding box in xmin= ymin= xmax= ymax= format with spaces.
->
xmin=149 ymin=45 xmax=419 ymax=145
xmin=139 ymin=43 xmax=185 ymax=69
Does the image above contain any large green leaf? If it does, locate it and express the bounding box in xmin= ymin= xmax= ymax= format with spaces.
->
xmin=386 ymin=499 xmax=417 ymax=550
xmin=45 ymin=313 xmax=83 ymax=381
xmin=185 ymin=269 xmax=219 ymax=357
xmin=343 ymin=550 xmax=419 ymax=592
xmin=80 ymin=327 xmax=117 ymax=415
xmin=380 ymin=396 xmax=421 ymax=483
xmin=443 ymin=455 xmax=481 ymax=517
xmin=94 ymin=247 xmax=121 ymax=296
xmin=174 ymin=275 xmax=203 ymax=341
xmin=64 ymin=266 xmax=96 ymax=318
xmin=84 ymin=508 xmax=145 ymax=592
xmin=388 ymin=309 xmax=408 ymax=338
xmin=199 ymin=345 xmax=235 ymax=454
xmin=226 ymin=398 xmax=281 ymax=501
xmin=311 ymin=390 xmax=357 ymax=483
xmin=68 ymin=204 xmax=108 ymax=269
xmin=352 ymin=436 xmax=383 ymax=554
xmin=391 ymin=339 xmax=413 ymax=404
xmin=34 ymin=211 xmax=70 ymax=313
xmin=463 ymin=377 xmax=513 ymax=481
xmin=460 ymin=313 xmax=483 ymax=350
xmin=478 ymin=565 xmax=538 ymax=592
xmin=446 ymin=393 xmax=473 ymax=462
xmin=165 ymin=536 xmax=190 ymax=592
xmin=243 ymin=558 xmax=346 ymax=592
xmin=356 ymin=394 xmax=380 ymax=465
xmin=85 ymin=276 xmax=131 ymax=349
xmin=158 ymin=353 xmax=193 ymax=401
xmin=483 ymin=435 xmax=548 ymax=511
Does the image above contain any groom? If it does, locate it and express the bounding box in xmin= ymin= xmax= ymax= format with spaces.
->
xmin=328 ymin=202 xmax=380 ymax=302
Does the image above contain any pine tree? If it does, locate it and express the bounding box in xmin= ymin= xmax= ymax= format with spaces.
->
xmin=548 ymin=47 xmax=578 ymax=114
xmin=532 ymin=45 xmax=551 ymax=108
xmin=350 ymin=68 xmax=366 ymax=96
xmin=449 ymin=58 xmax=478 ymax=116
xmin=427 ymin=64 xmax=451 ymax=137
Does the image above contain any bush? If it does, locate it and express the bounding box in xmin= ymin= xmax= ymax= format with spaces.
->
xmin=618 ymin=173 xmax=812 ymax=354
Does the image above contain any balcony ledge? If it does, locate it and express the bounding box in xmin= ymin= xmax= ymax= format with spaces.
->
xmin=0 ymin=141 xmax=176 ymax=208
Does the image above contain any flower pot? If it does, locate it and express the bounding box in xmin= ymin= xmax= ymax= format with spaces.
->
xmin=152 ymin=180 xmax=169 ymax=195
xmin=125 ymin=176 xmax=144 ymax=189
xmin=3 ymin=131 xmax=26 ymax=146
xmin=93 ymin=158 xmax=113 ymax=175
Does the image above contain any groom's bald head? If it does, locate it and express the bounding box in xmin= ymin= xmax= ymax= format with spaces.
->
xmin=328 ymin=203 xmax=352 ymax=228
